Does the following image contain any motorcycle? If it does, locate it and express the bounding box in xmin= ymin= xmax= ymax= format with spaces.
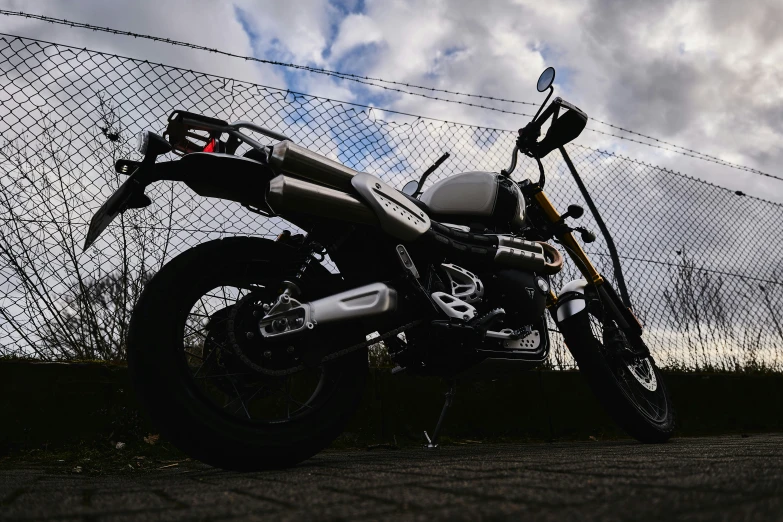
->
xmin=85 ymin=67 xmax=674 ymax=470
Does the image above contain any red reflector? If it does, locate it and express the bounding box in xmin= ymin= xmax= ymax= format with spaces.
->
xmin=203 ymin=138 xmax=216 ymax=153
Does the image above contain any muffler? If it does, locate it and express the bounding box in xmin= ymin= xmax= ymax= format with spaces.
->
xmin=267 ymin=175 xmax=377 ymax=225
xmin=270 ymin=140 xmax=359 ymax=191
xmin=310 ymin=282 xmax=397 ymax=324
xmin=259 ymin=282 xmax=397 ymax=338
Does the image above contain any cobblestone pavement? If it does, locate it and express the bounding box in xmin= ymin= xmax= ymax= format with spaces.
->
xmin=2 ymin=434 xmax=782 ymax=521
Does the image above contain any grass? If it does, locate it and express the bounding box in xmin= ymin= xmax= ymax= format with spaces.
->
xmin=1 ymin=439 xmax=190 ymax=476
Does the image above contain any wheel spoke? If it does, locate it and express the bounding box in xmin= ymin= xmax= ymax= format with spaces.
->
xmin=229 ymin=378 xmax=252 ymax=420
xmin=587 ymin=306 xmax=667 ymax=423
xmin=180 ymin=284 xmax=330 ymax=425
xmin=193 ymin=343 xmax=219 ymax=378
xmin=287 ymin=394 xmax=314 ymax=411
xmin=221 ymin=286 xmax=229 ymax=309
xmin=184 ymin=323 xmax=209 ymax=338
xmin=184 ymin=350 xmax=204 ymax=361
xmin=203 ymin=292 xmax=231 ymax=301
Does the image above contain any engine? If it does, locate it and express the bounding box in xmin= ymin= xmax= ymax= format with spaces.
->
xmin=389 ymin=257 xmax=551 ymax=375
xmin=485 ymin=269 xmax=550 ymax=324
xmin=430 ymin=263 xmax=549 ymax=325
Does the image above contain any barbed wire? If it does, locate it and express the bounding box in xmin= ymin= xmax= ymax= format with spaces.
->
xmin=5 ymin=27 xmax=778 ymax=191
xmin=585 ymin=127 xmax=783 ymax=182
xmin=1 ymin=9 xmax=781 ymax=184
xmin=587 ymin=120 xmax=782 ymax=180
xmin=0 ymin=10 xmax=541 ymax=112
xmin=2 ymin=34 xmax=783 ymax=370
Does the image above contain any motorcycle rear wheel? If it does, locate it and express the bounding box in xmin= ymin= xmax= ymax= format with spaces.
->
xmin=128 ymin=237 xmax=368 ymax=470
xmin=558 ymin=293 xmax=675 ymax=443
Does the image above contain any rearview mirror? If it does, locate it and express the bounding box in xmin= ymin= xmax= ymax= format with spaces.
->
xmin=537 ymin=67 xmax=556 ymax=92
xmin=401 ymin=181 xmax=418 ymax=196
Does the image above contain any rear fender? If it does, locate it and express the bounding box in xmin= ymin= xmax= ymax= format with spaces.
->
xmin=144 ymin=152 xmax=275 ymax=209
xmin=86 ymin=152 xmax=277 ymax=251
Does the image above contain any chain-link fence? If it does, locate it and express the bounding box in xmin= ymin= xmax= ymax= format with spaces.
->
xmin=1 ymin=34 xmax=782 ymax=370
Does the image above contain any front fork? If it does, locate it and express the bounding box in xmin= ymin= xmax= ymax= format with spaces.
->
xmin=532 ymin=190 xmax=643 ymax=336
xmin=531 ymin=190 xmax=602 ymax=301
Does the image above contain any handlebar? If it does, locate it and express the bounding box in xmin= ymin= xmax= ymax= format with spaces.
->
xmin=501 ymin=97 xmax=588 ymax=180
xmin=501 ymin=146 xmax=520 ymax=177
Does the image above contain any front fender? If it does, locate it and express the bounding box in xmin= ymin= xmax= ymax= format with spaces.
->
xmin=554 ymin=278 xmax=589 ymax=323
xmin=554 ymin=278 xmax=643 ymax=336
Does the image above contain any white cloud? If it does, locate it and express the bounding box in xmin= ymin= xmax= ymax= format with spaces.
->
xmin=233 ymin=0 xmax=337 ymax=66
xmin=0 ymin=0 xmax=287 ymax=87
xmin=329 ymin=13 xmax=383 ymax=59
xmin=0 ymin=0 xmax=782 ymax=202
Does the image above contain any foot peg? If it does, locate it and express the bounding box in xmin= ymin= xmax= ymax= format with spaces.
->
xmin=423 ymin=381 xmax=456 ymax=449
xmin=470 ymin=307 xmax=505 ymax=331
xmin=431 ymin=292 xmax=476 ymax=321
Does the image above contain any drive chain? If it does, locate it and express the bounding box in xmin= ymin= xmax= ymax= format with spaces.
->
xmin=239 ymin=319 xmax=424 ymax=377
xmin=320 ymin=319 xmax=424 ymax=364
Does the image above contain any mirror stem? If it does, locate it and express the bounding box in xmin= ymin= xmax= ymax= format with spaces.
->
xmin=533 ymin=86 xmax=554 ymax=123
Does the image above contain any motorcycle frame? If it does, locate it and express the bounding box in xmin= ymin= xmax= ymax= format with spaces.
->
xmin=85 ymin=112 xmax=642 ymax=341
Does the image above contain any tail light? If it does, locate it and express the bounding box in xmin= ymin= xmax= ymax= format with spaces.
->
xmin=203 ymin=138 xmax=217 ymax=153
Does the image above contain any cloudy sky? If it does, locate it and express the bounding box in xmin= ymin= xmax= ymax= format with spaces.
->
xmin=1 ymin=0 xmax=782 ymax=201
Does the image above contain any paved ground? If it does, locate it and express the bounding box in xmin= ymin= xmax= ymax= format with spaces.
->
xmin=2 ymin=434 xmax=783 ymax=521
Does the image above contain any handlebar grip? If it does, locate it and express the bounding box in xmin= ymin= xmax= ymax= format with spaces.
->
xmin=534 ymin=105 xmax=588 ymax=158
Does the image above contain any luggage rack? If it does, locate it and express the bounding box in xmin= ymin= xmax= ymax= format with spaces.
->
xmin=163 ymin=110 xmax=291 ymax=157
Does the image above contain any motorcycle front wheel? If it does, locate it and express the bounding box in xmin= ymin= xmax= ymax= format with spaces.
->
xmin=557 ymin=292 xmax=675 ymax=443
xmin=127 ymin=237 xmax=368 ymax=470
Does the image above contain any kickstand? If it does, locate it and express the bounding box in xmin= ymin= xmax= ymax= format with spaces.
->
xmin=423 ymin=380 xmax=456 ymax=449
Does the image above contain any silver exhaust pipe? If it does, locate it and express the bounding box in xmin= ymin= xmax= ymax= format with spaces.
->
xmin=267 ymin=175 xmax=377 ymax=225
xmin=270 ymin=140 xmax=359 ymax=191
xmin=310 ymin=282 xmax=397 ymax=324
xmin=260 ymin=282 xmax=397 ymax=338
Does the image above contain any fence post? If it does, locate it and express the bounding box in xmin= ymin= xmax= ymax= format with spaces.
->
xmin=558 ymin=146 xmax=632 ymax=309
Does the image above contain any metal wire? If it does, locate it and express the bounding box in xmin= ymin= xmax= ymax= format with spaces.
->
xmin=1 ymin=34 xmax=782 ymax=371
xmin=0 ymin=9 xmax=780 ymax=182
xmin=0 ymin=10 xmax=537 ymax=106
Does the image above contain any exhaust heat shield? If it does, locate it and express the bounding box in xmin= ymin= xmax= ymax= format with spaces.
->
xmin=270 ymin=140 xmax=359 ymax=191
xmin=267 ymin=175 xmax=377 ymax=225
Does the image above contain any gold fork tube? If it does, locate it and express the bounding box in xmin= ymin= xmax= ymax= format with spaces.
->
xmin=532 ymin=191 xmax=604 ymax=286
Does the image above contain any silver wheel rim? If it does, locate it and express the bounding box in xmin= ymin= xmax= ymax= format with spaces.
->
xmin=180 ymin=283 xmax=329 ymax=425
xmin=626 ymin=358 xmax=658 ymax=391
xmin=587 ymin=304 xmax=669 ymax=423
